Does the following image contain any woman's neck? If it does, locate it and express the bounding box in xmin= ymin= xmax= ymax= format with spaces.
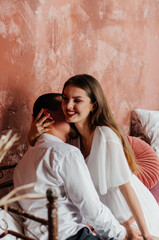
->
xmin=80 ymin=130 xmax=95 ymax=159
xmin=75 ymin=122 xmax=95 ymax=159
xmin=76 ymin=124 xmax=90 ymax=138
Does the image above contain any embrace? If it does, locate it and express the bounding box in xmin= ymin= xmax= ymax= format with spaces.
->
xmin=14 ymin=74 xmax=159 ymax=240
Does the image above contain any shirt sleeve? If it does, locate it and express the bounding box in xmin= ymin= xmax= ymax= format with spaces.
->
xmin=59 ymin=147 xmax=126 ymax=240
xmin=87 ymin=127 xmax=132 ymax=195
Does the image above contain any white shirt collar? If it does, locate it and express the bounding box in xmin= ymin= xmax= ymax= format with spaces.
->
xmin=38 ymin=133 xmax=64 ymax=143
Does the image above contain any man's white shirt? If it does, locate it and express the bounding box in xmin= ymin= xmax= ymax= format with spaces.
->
xmin=14 ymin=133 xmax=126 ymax=240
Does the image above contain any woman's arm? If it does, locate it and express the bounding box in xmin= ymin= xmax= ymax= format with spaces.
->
xmin=119 ymin=182 xmax=159 ymax=240
xmin=28 ymin=109 xmax=54 ymax=146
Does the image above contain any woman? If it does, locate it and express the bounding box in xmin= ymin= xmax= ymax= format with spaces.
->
xmin=28 ymin=74 xmax=159 ymax=239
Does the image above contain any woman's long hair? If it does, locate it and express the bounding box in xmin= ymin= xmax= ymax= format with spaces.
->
xmin=62 ymin=74 xmax=138 ymax=174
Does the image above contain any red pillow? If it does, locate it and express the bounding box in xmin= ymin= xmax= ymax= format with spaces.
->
xmin=149 ymin=180 xmax=159 ymax=203
xmin=127 ymin=136 xmax=159 ymax=189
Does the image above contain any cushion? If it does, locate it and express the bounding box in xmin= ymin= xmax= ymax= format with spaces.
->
xmin=127 ymin=136 xmax=159 ymax=189
xmin=149 ymin=180 xmax=159 ymax=203
xmin=130 ymin=111 xmax=151 ymax=145
xmin=131 ymin=109 xmax=159 ymax=157
xmin=0 ymin=202 xmax=23 ymax=239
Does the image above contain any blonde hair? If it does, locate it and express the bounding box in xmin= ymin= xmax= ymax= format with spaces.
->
xmin=63 ymin=74 xmax=138 ymax=174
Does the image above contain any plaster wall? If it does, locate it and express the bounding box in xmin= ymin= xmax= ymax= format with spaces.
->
xmin=0 ymin=0 xmax=159 ymax=168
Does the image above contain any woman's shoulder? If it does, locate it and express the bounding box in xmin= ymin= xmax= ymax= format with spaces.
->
xmin=97 ymin=126 xmax=121 ymax=143
xmin=97 ymin=126 xmax=116 ymax=136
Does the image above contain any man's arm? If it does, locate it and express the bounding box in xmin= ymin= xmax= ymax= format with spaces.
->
xmin=60 ymin=148 xmax=126 ymax=240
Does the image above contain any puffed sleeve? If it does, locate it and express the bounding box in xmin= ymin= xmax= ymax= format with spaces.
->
xmin=87 ymin=126 xmax=132 ymax=195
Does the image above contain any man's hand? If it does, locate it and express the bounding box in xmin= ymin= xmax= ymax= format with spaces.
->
xmin=28 ymin=108 xmax=54 ymax=146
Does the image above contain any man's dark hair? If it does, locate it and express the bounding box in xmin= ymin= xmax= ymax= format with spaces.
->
xmin=33 ymin=93 xmax=62 ymax=120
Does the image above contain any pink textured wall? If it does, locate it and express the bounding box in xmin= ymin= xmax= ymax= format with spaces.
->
xmin=0 ymin=0 xmax=159 ymax=168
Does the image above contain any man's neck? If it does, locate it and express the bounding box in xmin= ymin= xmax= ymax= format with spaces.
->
xmin=45 ymin=129 xmax=67 ymax=142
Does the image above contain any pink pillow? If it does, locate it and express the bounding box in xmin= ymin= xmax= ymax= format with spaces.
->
xmin=149 ymin=180 xmax=159 ymax=203
xmin=127 ymin=136 xmax=159 ymax=189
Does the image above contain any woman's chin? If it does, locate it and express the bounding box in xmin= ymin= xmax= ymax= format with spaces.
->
xmin=65 ymin=117 xmax=72 ymax=122
xmin=65 ymin=117 xmax=76 ymax=123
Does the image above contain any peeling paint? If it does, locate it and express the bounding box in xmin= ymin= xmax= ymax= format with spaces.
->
xmin=0 ymin=0 xmax=17 ymax=19
xmin=8 ymin=19 xmax=20 ymax=35
xmin=111 ymin=9 xmax=126 ymax=20
xmin=0 ymin=21 xmax=7 ymax=37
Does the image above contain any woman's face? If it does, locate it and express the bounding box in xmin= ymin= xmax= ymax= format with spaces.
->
xmin=62 ymin=84 xmax=94 ymax=126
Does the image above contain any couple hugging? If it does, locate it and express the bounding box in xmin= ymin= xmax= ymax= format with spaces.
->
xmin=14 ymin=74 xmax=159 ymax=240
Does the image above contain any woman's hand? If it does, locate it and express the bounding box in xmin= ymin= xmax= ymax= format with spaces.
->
xmin=28 ymin=109 xmax=54 ymax=146
xmin=119 ymin=182 xmax=159 ymax=240
xmin=123 ymin=222 xmax=143 ymax=240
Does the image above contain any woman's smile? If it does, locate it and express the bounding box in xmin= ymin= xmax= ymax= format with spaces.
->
xmin=65 ymin=110 xmax=77 ymax=119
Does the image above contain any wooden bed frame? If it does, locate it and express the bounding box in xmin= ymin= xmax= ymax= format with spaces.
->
xmin=0 ymin=164 xmax=58 ymax=240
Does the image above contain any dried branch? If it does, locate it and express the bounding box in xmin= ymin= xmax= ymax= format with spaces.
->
xmin=0 ymin=183 xmax=45 ymax=207
xmin=0 ymin=130 xmax=19 ymax=163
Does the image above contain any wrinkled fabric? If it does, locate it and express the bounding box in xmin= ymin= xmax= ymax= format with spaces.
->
xmin=86 ymin=127 xmax=159 ymax=235
xmin=14 ymin=133 xmax=126 ymax=240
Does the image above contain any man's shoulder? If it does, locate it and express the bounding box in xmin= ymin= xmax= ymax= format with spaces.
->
xmin=15 ymin=140 xmax=82 ymax=171
xmin=34 ymin=138 xmax=81 ymax=156
xmin=52 ymin=141 xmax=81 ymax=156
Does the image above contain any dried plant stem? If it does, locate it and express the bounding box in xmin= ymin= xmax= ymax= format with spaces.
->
xmin=0 ymin=183 xmax=45 ymax=207
xmin=0 ymin=130 xmax=19 ymax=163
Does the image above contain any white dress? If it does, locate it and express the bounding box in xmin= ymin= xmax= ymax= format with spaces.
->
xmin=72 ymin=126 xmax=159 ymax=236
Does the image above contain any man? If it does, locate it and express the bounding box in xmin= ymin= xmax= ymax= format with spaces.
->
xmin=14 ymin=93 xmax=127 ymax=240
